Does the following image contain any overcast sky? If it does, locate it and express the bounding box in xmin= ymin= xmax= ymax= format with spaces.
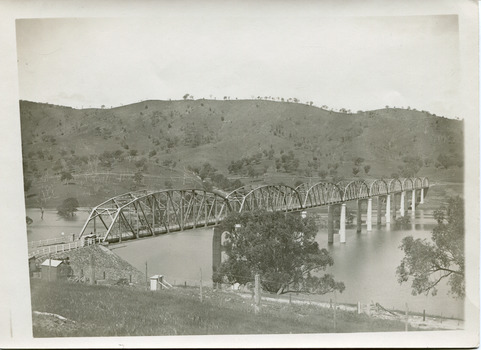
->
xmin=16 ymin=13 xmax=462 ymax=118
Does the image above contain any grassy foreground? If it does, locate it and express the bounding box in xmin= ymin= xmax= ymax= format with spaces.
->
xmin=30 ymin=279 xmax=416 ymax=337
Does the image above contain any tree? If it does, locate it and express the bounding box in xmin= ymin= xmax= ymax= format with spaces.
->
xmin=364 ymin=165 xmax=371 ymax=174
xmin=214 ymin=210 xmax=345 ymax=295
xmin=60 ymin=171 xmax=73 ymax=184
xmin=57 ymin=197 xmax=79 ymax=217
xmin=133 ymin=171 xmax=143 ymax=186
xmin=354 ymin=157 xmax=365 ymax=166
xmin=397 ymin=197 xmax=464 ymax=298
xmin=352 ymin=167 xmax=360 ymax=176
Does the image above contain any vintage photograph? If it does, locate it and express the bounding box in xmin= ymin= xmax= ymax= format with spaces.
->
xmin=0 ymin=0 xmax=478 ymax=348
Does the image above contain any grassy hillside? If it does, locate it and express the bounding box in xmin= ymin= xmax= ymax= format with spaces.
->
xmin=19 ymin=99 xmax=463 ymax=208
xmin=31 ymin=279 xmax=418 ymax=337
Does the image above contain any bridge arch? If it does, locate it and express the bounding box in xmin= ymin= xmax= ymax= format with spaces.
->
xmin=238 ymin=184 xmax=303 ymax=212
xmin=386 ymin=178 xmax=403 ymax=193
xmin=421 ymin=177 xmax=429 ymax=188
xmin=303 ymin=182 xmax=343 ymax=207
xmin=412 ymin=177 xmax=423 ymax=189
xmin=79 ymin=189 xmax=231 ymax=243
xmin=338 ymin=180 xmax=369 ymax=201
xmin=366 ymin=179 xmax=388 ymax=197
xmin=294 ymin=182 xmax=312 ymax=204
xmin=224 ymin=186 xmax=252 ymax=213
xmin=400 ymin=178 xmax=414 ymax=191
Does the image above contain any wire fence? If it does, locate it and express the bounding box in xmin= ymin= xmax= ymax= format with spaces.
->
xmin=148 ymin=271 xmax=432 ymax=331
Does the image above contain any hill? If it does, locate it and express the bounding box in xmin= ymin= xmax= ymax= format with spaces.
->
xmin=19 ymin=99 xmax=463 ymax=208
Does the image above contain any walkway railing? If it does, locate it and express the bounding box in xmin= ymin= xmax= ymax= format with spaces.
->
xmin=28 ymin=241 xmax=82 ymax=258
xmin=28 ymin=236 xmax=74 ymax=249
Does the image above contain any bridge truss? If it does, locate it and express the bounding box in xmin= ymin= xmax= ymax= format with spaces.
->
xmin=79 ymin=177 xmax=429 ymax=243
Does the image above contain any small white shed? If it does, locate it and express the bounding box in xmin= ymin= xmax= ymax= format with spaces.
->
xmin=149 ymin=275 xmax=172 ymax=291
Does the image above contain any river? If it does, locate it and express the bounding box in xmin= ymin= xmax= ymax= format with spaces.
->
xmin=25 ymin=206 xmax=464 ymax=319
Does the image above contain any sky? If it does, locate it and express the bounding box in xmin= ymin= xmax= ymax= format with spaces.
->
xmin=15 ymin=13 xmax=462 ymax=118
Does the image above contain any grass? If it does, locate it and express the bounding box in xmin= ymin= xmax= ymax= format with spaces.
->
xmin=31 ymin=279 xmax=418 ymax=337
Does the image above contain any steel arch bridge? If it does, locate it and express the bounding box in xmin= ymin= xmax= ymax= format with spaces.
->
xmin=79 ymin=177 xmax=429 ymax=243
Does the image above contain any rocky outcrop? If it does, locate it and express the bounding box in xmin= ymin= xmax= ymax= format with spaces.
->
xmin=52 ymin=245 xmax=145 ymax=285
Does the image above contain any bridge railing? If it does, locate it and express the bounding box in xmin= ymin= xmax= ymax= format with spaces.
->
xmin=28 ymin=236 xmax=74 ymax=249
xmin=28 ymin=241 xmax=82 ymax=258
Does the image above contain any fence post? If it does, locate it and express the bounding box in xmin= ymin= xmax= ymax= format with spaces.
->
xmin=405 ymin=302 xmax=409 ymax=332
xmin=357 ymin=301 xmax=361 ymax=314
xmin=145 ymin=262 xmax=148 ymax=291
xmin=200 ymin=268 xmax=203 ymax=302
xmin=254 ymin=274 xmax=260 ymax=314
xmin=333 ymin=291 xmax=337 ymax=332
xmin=48 ymin=253 xmax=51 ymax=281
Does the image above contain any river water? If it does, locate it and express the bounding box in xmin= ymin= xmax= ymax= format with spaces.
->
xmin=25 ymin=207 xmax=464 ymax=319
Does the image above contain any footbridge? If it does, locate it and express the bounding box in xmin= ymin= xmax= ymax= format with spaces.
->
xmin=78 ymin=177 xmax=429 ymax=244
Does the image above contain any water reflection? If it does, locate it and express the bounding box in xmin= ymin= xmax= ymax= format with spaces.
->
xmin=26 ymin=208 xmax=90 ymax=242
xmin=313 ymin=209 xmax=463 ymax=319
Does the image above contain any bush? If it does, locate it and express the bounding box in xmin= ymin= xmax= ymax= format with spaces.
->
xmin=57 ymin=198 xmax=79 ymax=217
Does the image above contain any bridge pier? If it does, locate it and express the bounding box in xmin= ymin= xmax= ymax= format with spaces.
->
xmin=377 ymin=197 xmax=382 ymax=225
xmin=420 ymin=188 xmax=424 ymax=204
xmin=356 ymin=200 xmax=362 ymax=233
xmin=385 ymin=195 xmax=391 ymax=224
xmin=212 ymin=227 xmax=222 ymax=273
xmin=327 ymin=205 xmax=334 ymax=244
xmin=411 ymin=189 xmax=416 ymax=213
xmin=136 ymin=213 xmax=140 ymax=239
xmin=119 ymin=218 xmax=122 ymax=242
xmin=392 ymin=194 xmax=397 ymax=221
xmin=152 ymin=200 xmax=156 ymax=235
xmin=400 ymin=191 xmax=405 ymax=217
xmin=339 ymin=203 xmax=346 ymax=243
xmin=367 ymin=198 xmax=372 ymax=231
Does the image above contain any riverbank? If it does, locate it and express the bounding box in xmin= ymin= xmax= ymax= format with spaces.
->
xmin=233 ymin=292 xmax=463 ymax=331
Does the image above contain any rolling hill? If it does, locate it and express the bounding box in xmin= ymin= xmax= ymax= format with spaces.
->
xmin=19 ymin=99 xmax=463 ymax=208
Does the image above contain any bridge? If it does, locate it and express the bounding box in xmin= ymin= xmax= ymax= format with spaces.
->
xmin=78 ymin=177 xmax=429 ymax=244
